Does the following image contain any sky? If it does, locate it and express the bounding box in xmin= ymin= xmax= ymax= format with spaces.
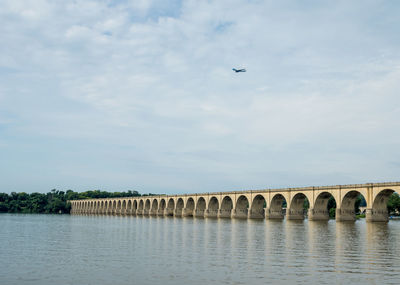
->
xmin=0 ymin=0 xmax=399 ymax=194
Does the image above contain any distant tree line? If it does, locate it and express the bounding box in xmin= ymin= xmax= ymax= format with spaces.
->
xmin=0 ymin=189 xmax=143 ymax=214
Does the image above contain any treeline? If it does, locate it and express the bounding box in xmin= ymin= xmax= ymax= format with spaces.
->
xmin=0 ymin=189 xmax=144 ymax=214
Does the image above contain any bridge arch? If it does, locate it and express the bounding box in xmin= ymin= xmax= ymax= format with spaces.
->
xmin=159 ymin=198 xmax=166 ymax=215
xmin=220 ymin=196 xmax=233 ymax=218
xmin=166 ymin=198 xmax=175 ymax=216
xmin=267 ymin=193 xmax=286 ymax=219
xmin=138 ymin=199 xmax=144 ymax=215
xmin=112 ymin=200 xmax=117 ymax=215
xmin=103 ymin=201 xmax=107 ymax=214
xmin=288 ymin=193 xmax=310 ymax=220
xmin=207 ymin=196 xmax=219 ymax=218
xmin=101 ymin=201 xmax=105 ymax=214
xmin=250 ymin=194 xmax=266 ymax=219
xmin=175 ymin=198 xmax=184 ymax=216
xmin=338 ymin=191 xmax=366 ymax=221
xmin=144 ymin=199 xmax=151 ymax=215
xmin=151 ymin=199 xmax=158 ymax=215
xmin=117 ymin=200 xmax=122 ymax=215
xmin=127 ymin=200 xmax=132 ymax=215
xmin=195 ymin=197 xmax=206 ymax=217
xmin=235 ymin=195 xmax=249 ymax=218
xmin=309 ymin=192 xmax=336 ymax=221
xmin=185 ymin=198 xmax=195 ymax=217
xmin=98 ymin=201 xmax=103 ymax=214
xmin=122 ymin=200 xmax=126 ymax=214
xmin=372 ymin=188 xmax=400 ymax=209
xmin=368 ymin=188 xmax=400 ymax=222
xmin=133 ymin=200 xmax=138 ymax=214
xmin=107 ymin=200 xmax=112 ymax=213
xmin=100 ymin=201 xmax=104 ymax=214
xmin=93 ymin=201 xmax=97 ymax=213
xmin=108 ymin=201 xmax=112 ymax=214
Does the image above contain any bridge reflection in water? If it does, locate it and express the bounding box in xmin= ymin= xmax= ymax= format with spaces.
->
xmin=69 ymin=182 xmax=400 ymax=222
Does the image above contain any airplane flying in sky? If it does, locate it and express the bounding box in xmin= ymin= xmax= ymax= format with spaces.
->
xmin=232 ymin=68 xmax=246 ymax=73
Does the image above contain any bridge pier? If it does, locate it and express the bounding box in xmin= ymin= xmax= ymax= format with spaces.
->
xmin=174 ymin=209 xmax=183 ymax=217
xmin=165 ymin=208 xmax=174 ymax=216
xmin=265 ymin=208 xmax=284 ymax=219
xmin=194 ymin=209 xmax=205 ymax=218
xmin=286 ymin=209 xmax=305 ymax=220
xmin=335 ymin=208 xmax=356 ymax=222
xmin=218 ymin=209 xmax=232 ymax=218
xmin=205 ymin=209 xmax=218 ymax=218
xmin=233 ymin=209 xmax=249 ymax=219
xmin=366 ymin=208 xmax=389 ymax=222
xmin=182 ymin=208 xmax=194 ymax=217
xmin=249 ymin=209 xmax=264 ymax=219
xmin=308 ymin=209 xmax=330 ymax=221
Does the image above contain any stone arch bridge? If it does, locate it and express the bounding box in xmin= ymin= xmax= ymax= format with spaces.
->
xmin=70 ymin=182 xmax=400 ymax=222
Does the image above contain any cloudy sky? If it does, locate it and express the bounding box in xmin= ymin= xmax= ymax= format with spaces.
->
xmin=0 ymin=0 xmax=399 ymax=194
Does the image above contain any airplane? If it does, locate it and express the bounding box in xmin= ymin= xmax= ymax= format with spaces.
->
xmin=232 ymin=68 xmax=246 ymax=73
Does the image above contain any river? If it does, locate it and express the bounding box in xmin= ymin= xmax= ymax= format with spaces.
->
xmin=0 ymin=214 xmax=399 ymax=284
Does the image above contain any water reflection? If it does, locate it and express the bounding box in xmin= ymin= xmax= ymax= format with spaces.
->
xmin=365 ymin=222 xmax=396 ymax=278
xmin=1 ymin=215 xmax=400 ymax=285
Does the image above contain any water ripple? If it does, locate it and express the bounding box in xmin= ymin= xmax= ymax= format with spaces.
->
xmin=1 ymin=214 xmax=400 ymax=285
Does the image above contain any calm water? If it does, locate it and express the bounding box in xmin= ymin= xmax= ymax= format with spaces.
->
xmin=1 ymin=214 xmax=399 ymax=285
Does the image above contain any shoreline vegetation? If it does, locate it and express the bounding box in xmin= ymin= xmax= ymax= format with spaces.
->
xmin=0 ymin=189 xmax=151 ymax=214
xmin=1 ymin=190 xmax=399 ymax=217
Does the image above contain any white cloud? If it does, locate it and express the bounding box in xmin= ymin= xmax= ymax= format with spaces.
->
xmin=65 ymin=25 xmax=92 ymax=39
xmin=0 ymin=0 xmax=399 ymax=193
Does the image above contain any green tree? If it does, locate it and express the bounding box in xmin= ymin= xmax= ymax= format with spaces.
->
xmin=0 ymin=202 xmax=9 ymax=212
xmin=0 ymin=189 xmax=142 ymax=214
xmin=387 ymin=193 xmax=400 ymax=215
xmin=328 ymin=197 xmax=336 ymax=218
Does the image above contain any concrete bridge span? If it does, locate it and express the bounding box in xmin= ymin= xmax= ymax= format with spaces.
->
xmin=69 ymin=182 xmax=400 ymax=222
